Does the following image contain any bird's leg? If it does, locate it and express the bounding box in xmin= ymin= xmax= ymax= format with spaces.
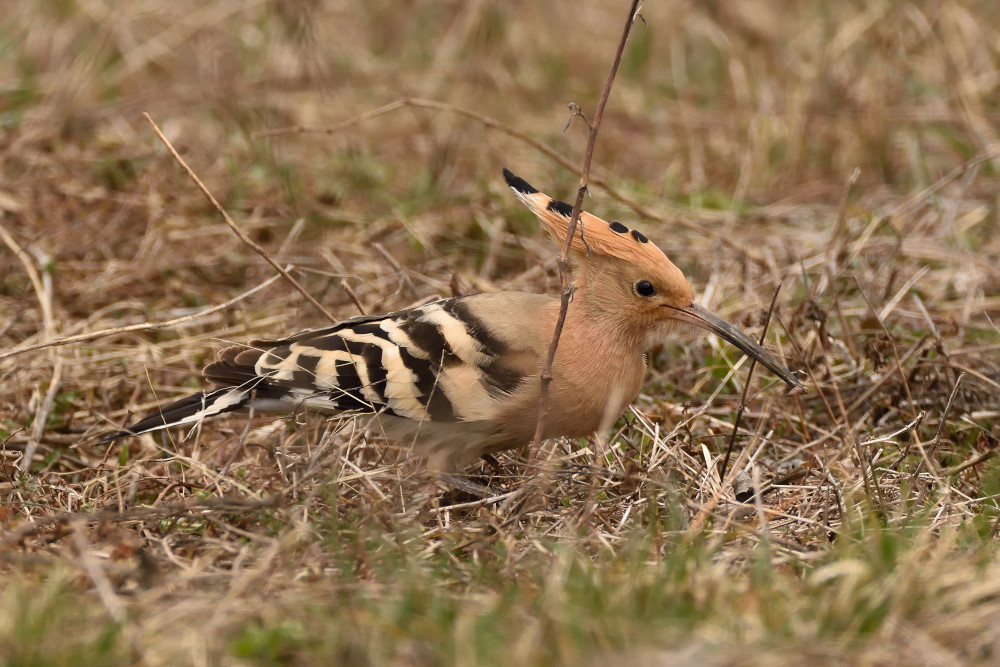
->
xmin=480 ymin=453 xmax=502 ymax=474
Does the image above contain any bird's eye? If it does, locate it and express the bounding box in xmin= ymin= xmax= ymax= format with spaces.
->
xmin=634 ymin=280 xmax=656 ymax=297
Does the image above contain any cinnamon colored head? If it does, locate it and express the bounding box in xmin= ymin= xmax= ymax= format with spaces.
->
xmin=503 ymin=168 xmax=803 ymax=390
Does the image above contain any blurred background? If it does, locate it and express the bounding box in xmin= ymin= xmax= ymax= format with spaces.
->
xmin=5 ymin=0 xmax=999 ymax=304
xmin=2 ymin=2 xmax=1000 ymax=662
xmin=4 ymin=0 xmax=997 ymax=414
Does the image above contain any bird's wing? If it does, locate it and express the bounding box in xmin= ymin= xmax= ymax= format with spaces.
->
xmin=205 ymin=295 xmax=538 ymax=423
xmin=98 ymin=293 xmax=550 ymax=444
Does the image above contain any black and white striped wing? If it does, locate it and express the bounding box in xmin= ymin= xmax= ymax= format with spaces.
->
xmin=244 ymin=298 xmax=526 ymax=421
xmin=100 ymin=297 xmax=528 ymax=442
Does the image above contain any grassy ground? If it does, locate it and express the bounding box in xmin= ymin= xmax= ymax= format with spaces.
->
xmin=2 ymin=0 xmax=1000 ymax=664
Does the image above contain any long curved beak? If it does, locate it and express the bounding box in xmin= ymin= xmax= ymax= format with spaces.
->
xmin=668 ymin=303 xmax=804 ymax=390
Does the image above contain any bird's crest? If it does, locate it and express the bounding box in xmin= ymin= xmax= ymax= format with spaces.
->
xmin=502 ymin=168 xmax=673 ymax=274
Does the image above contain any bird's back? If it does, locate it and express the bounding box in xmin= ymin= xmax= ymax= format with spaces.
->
xmin=100 ymin=292 xmax=555 ymax=453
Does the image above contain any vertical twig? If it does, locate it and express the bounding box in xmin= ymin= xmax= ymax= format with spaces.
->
xmin=718 ymin=283 xmax=782 ymax=482
xmin=530 ymin=0 xmax=643 ymax=452
xmin=0 ymin=225 xmax=62 ymax=471
xmin=854 ymin=277 xmax=917 ymax=419
xmin=909 ymin=371 xmax=964 ymax=479
xmin=71 ymin=521 xmax=126 ymax=622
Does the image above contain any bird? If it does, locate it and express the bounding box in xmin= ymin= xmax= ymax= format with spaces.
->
xmin=99 ymin=168 xmax=802 ymax=474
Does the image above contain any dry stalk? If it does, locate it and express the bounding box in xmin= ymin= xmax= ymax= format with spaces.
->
xmin=0 ymin=272 xmax=283 ymax=363
xmin=717 ymin=282 xmax=782 ymax=482
xmin=530 ymin=0 xmax=643 ymax=454
xmin=142 ymin=113 xmax=337 ymax=323
xmin=0 ymin=223 xmax=63 ymax=470
xmin=71 ymin=521 xmax=127 ymax=622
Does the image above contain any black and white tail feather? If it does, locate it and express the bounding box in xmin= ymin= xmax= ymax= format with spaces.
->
xmin=98 ymin=296 xmax=526 ymax=444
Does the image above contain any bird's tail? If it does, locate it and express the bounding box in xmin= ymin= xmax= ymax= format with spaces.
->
xmin=97 ymin=380 xmax=285 ymax=444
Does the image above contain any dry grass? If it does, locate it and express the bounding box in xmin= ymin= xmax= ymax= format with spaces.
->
xmin=2 ymin=0 xmax=1000 ymax=664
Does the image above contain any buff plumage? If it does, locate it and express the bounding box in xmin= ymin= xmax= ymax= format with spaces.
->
xmin=100 ymin=169 xmax=801 ymax=471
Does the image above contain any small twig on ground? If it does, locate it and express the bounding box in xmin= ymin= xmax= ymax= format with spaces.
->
xmin=0 ymin=272 xmax=283 ymax=363
xmin=910 ymin=371 xmax=965 ymax=479
xmin=941 ymin=445 xmax=996 ymax=478
xmin=0 ymin=496 xmax=281 ymax=551
xmin=24 ymin=357 xmax=62 ymax=472
xmin=1 ymin=226 xmax=63 ymax=471
xmin=142 ymin=113 xmax=337 ymax=323
xmin=340 ymin=280 xmax=367 ymax=315
xmin=71 ymin=521 xmax=126 ymax=622
xmin=430 ymin=489 xmax=520 ymax=513
xmin=718 ymin=283 xmax=783 ymax=482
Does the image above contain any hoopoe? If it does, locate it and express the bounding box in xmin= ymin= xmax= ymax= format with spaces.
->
xmin=100 ymin=169 xmax=802 ymax=472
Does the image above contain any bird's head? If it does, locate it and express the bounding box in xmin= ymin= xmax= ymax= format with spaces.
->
xmin=503 ymin=168 xmax=803 ymax=390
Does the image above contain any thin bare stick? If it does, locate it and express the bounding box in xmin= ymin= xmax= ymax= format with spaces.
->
xmin=0 ymin=272 xmax=283 ymax=363
xmin=142 ymin=113 xmax=337 ymax=323
xmin=71 ymin=521 xmax=126 ymax=622
xmin=0 ymin=222 xmax=51 ymax=328
xmin=910 ymin=371 xmax=965 ymax=479
xmin=718 ymin=283 xmax=782 ymax=482
xmin=23 ymin=358 xmax=62 ymax=472
xmin=340 ymin=279 xmax=367 ymax=315
xmin=941 ymin=445 xmax=995 ymax=477
xmin=0 ymin=496 xmax=280 ymax=552
xmin=530 ymin=0 xmax=642 ymax=453
xmin=1 ymin=225 xmax=63 ymax=471
xmin=854 ymin=277 xmax=917 ymax=418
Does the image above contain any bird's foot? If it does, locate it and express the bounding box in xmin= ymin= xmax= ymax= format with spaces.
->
xmin=437 ymin=473 xmax=492 ymax=499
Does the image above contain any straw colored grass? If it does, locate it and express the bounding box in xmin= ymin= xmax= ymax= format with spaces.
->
xmin=2 ymin=1 xmax=999 ymax=664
